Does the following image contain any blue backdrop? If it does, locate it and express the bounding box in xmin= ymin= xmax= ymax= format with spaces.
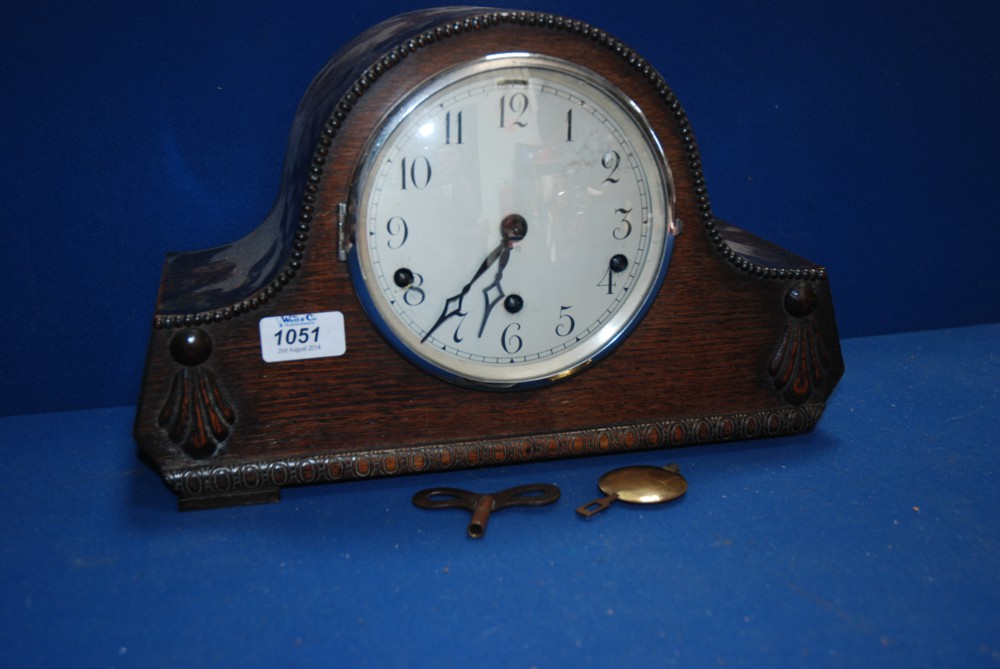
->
xmin=2 ymin=0 xmax=999 ymax=416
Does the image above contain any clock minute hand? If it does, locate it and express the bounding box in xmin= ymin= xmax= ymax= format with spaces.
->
xmin=421 ymin=240 xmax=506 ymax=343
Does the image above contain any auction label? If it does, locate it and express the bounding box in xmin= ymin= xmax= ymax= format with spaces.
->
xmin=259 ymin=311 xmax=346 ymax=362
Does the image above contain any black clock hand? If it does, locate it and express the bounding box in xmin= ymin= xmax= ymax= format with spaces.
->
xmin=475 ymin=215 xmax=526 ymax=337
xmin=422 ymin=214 xmax=527 ymax=344
xmin=422 ymin=240 xmax=506 ymax=343
xmin=477 ymin=246 xmax=511 ymax=337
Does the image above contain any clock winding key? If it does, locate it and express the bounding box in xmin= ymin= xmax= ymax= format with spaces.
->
xmin=576 ymin=464 xmax=687 ymax=518
xmin=413 ymin=483 xmax=560 ymax=538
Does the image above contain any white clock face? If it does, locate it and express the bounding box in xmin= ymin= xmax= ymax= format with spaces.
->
xmin=350 ymin=54 xmax=675 ymax=388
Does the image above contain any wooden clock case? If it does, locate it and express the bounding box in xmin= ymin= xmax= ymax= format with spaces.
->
xmin=134 ymin=7 xmax=844 ymax=510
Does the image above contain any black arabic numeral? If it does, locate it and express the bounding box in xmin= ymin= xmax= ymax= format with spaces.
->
xmin=555 ymin=306 xmax=575 ymax=337
xmin=598 ymin=267 xmax=616 ymax=295
xmin=499 ymin=93 xmax=529 ymax=128
xmin=602 ymin=150 xmax=621 ymax=184
xmin=451 ymin=314 xmax=467 ymax=344
xmin=501 ymin=322 xmax=523 ymax=354
xmin=401 ymin=156 xmax=432 ymax=190
xmin=613 ymin=207 xmax=632 ymax=240
xmin=403 ymin=272 xmax=426 ymax=307
xmin=386 ymin=216 xmax=409 ymax=249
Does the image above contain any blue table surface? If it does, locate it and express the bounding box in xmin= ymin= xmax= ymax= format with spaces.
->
xmin=2 ymin=324 xmax=998 ymax=668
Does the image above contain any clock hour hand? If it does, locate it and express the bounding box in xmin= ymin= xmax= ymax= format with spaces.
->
xmin=477 ymin=246 xmax=511 ymax=337
xmin=476 ymin=214 xmax=526 ymax=337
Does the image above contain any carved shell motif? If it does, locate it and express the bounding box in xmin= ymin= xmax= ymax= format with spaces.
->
xmin=768 ymin=284 xmax=831 ymax=405
xmin=158 ymin=329 xmax=234 ymax=459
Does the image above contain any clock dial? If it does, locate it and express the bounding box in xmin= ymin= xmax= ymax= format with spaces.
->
xmin=350 ymin=54 xmax=675 ymax=387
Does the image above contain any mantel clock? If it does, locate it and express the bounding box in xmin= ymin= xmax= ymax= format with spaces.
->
xmin=134 ymin=8 xmax=844 ymax=510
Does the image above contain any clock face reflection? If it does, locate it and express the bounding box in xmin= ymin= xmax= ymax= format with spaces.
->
xmin=350 ymin=54 xmax=675 ymax=388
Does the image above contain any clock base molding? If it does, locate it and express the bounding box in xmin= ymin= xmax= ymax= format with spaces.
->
xmin=152 ymin=404 xmax=825 ymax=510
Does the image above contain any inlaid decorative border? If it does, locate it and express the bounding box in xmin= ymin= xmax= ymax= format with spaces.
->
xmin=163 ymin=404 xmax=824 ymax=507
xmin=153 ymin=10 xmax=824 ymax=330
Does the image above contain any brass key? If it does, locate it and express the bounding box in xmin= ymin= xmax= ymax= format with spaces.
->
xmin=413 ymin=483 xmax=560 ymax=538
